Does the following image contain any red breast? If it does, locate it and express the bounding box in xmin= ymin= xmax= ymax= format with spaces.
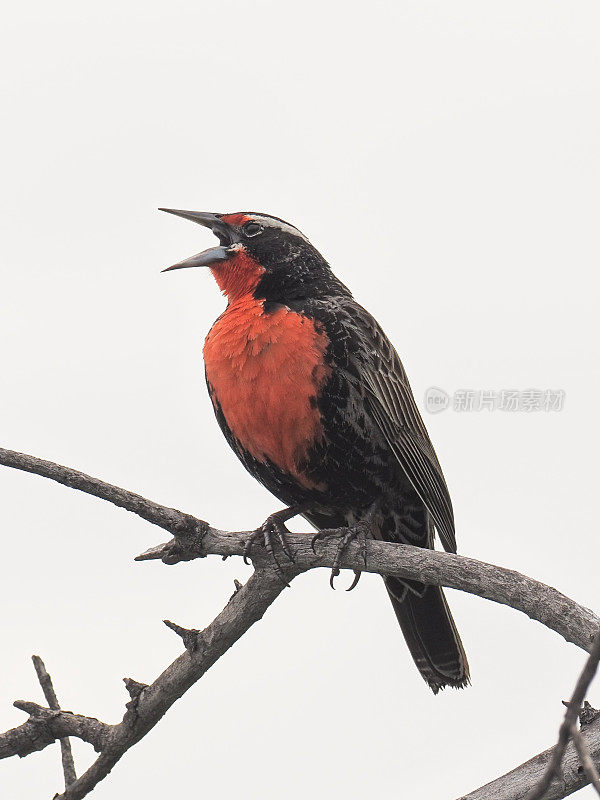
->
xmin=204 ymin=295 xmax=331 ymax=490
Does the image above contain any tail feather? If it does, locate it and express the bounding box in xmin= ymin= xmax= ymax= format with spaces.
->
xmin=385 ymin=576 xmax=470 ymax=693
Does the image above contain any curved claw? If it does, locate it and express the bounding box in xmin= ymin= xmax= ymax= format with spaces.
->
xmin=346 ymin=570 xmax=361 ymax=592
xmin=244 ymin=522 xmax=293 ymax=587
xmin=311 ymin=532 xmax=322 ymax=554
xmin=275 ymin=528 xmax=295 ymax=562
xmin=329 ymin=568 xmax=340 ymax=590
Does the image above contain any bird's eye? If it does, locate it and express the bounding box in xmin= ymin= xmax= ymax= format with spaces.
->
xmin=242 ymin=221 xmax=263 ymax=238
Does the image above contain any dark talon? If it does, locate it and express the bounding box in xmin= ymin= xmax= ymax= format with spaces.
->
xmin=329 ymin=568 xmax=340 ymax=590
xmin=312 ymin=519 xmax=372 ymax=590
xmin=261 ymin=525 xmax=289 ymax=586
xmin=346 ymin=570 xmax=361 ymax=592
xmin=243 ymin=531 xmax=261 ymax=565
xmin=274 ymin=525 xmax=295 ymax=562
xmin=243 ymin=506 xmax=307 ymax=586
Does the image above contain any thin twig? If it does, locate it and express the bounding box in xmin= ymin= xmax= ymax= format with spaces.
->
xmin=32 ymin=656 xmax=77 ymax=788
xmin=524 ymin=630 xmax=600 ymax=800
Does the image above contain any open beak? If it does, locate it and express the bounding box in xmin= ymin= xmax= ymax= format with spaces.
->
xmin=159 ymin=208 xmax=232 ymax=272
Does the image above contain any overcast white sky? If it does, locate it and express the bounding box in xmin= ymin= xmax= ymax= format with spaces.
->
xmin=1 ymin=1 xmax=599 ymax=798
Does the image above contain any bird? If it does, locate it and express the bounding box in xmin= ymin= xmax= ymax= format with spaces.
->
xmin=161 ymin=208 xmax=469 ymax=693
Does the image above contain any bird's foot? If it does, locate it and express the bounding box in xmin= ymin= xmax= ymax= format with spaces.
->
xmin=243 ymin=505 xmax=306 ymax=585
xmin=311 ymin=521 xmax=370 ymax=591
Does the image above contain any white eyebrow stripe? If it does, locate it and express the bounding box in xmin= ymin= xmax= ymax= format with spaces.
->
xmin=250 ymin=215 xmax=310 ymax=244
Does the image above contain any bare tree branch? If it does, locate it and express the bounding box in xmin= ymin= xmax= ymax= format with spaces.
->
xmin=138 ymin=527 xmax=599 ymax=654
xmin=3 ymin=445 xmax=600 ymax=800
xmin=0 ymin=447 xmax=597 ymax=653
xmin=32 ymin=655 xmax=77 ymax=787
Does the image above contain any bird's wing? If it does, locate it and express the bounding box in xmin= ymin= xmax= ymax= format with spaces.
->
xmin=347 ymin=302 xmax=456 ymax=553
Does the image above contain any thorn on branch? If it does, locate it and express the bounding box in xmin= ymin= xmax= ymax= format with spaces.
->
xmin=123 ymin=678 xmax=149 ymax=717
xmin=581 ymin=701 xmax=600 ymax=727
xmin=230 ymin=579 xmax=243 ymax=599
xmin=135 ymin=520 xmax=209 ymax=565
xmin=11 ymin=701 xmax=60 ymax=756
xmin=561 ymin=699 xmax=600 ymax=727
xmin=163 ymin=619 xmax=202 ymax=652
xmin=134 ymin=543 xmax=167 ymax=561
xmin=123 ymin=678 xmax=148 ymax=701
xmin=13 ymin=700 xmax=52 ymax=717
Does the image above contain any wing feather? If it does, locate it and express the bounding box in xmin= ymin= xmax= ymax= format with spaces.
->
xmin=348 ymin=305 xmax=456 ymax=552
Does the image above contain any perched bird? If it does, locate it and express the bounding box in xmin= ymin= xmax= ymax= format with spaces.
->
xmin=161 ymin=209 xmax=469 ymax=693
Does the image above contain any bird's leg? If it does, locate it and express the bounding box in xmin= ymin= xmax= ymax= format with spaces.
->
xmin=311 ymin=517 xmax=371 ymax=591
xmin=243 ymin=504 xmax=308 ymax=583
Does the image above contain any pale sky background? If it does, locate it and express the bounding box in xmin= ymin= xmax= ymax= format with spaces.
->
xmin=1 ymin=2 xmax=599 ymax=798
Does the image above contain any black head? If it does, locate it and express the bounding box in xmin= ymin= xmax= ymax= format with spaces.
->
xmin=160 ymin=209 xmax=351 ymax=303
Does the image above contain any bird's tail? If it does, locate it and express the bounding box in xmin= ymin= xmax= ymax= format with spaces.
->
xmin=385 ymin=576 xmax=470 ymax=693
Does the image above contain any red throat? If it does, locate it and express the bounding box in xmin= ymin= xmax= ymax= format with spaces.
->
xmin=210 ymin=248 xmax=265 ymax=301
